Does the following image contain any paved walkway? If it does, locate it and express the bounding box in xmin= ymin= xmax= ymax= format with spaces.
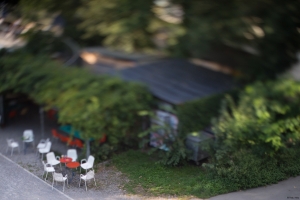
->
xmin=0 ymin=153 xmax=72 ymax=200
xmin=210 ymin=176 xmax=300 ymax=200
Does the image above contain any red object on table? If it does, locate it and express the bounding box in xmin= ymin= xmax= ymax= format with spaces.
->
xmin=60 ymin=157 xmax=72 ymax=164
xmin=66 ymin=161 xmax=80 ymax=169
xmin=99 ymin=134 xmax=107 ymax=143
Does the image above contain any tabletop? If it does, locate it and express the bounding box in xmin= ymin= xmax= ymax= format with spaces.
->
xmin=66 ymin=161 xmax=80 ymax=169
xmin=60 ymin=157 xmax=72 ymax=163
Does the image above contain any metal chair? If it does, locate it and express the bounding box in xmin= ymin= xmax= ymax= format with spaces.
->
xmin=23 ymin=129 xmax=34 ymax=154
xmin=79 ymin=169 xmax=96 ymax=191
xmin=46 ymin=152 xmax=61 ymax=170
xmin=80 ymin=155 xmax=94 ymax=173
xmin=6 ymin=139 xmax=20 ymax=156
xmin=52 ymin=172 xmax=68 ymax=192
xmin=36 ymin=138 xmax=50 ymax=155
xmin=42 ymin=160 xmax=55 ymax=181
xmin=38 ymin=141 xmax=51 ymax=160
xmin=67 ymin=149 xmax=78 ymax=162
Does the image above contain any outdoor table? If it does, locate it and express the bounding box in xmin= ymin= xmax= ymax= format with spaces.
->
xmin=60 ymin=157 xmax=72 ymax=174
xmin=66 ymin=161 xmax=80 ymax=183
xmin=60 ymin=157 xmax=72 ymax=165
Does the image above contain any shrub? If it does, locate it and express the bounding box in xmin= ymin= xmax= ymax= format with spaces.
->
xmin=203 ymin=149 xmax=286 ymax=190
xmin=177 ymin=89 xmax=238 ymax=134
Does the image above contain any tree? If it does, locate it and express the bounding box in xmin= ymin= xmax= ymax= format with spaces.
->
xmin=211 ymin=78 xmax=300 ymax=156
xmin=77 ymin=0 xmax=156 ymax=52
xmin=172 ymin=0 xmax=300 ymax=81
xmin=0 ymin=52 xmax=154 ymax=157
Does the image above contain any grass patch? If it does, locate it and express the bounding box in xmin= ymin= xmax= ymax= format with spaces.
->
xmin=112 ymin=150 xmax=232 ymax=199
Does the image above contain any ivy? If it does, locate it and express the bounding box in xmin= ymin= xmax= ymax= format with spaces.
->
xmin=0 ymin=53 xmax=153 ymax=152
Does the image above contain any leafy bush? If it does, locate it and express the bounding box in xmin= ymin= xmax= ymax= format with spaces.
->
xmin=177 ymin=89 xmax=238 ymax=134
xmin=20 ymin=30 xmax=71 ymax=56
xmin=212 ymin=79 xmax=300 ymax=156
xmin=203 ymin=149 xmax=286 ymax=190
xmin=0 ymin=53 xmax=154 ymax=153
xmin=277 ymin=146 xmax=300 ymax=177
xmin=203 ymin=78 xmax=300 ymax=190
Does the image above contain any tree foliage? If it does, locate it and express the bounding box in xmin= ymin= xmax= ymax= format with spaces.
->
xmin=78 ymin=0 xmax=174 ymax=53
xmin=12 ymin=0 xmax=300 ymax=81
xmin=172 ymin=0 xmax=300 ymax=81
xmin=202 ymin=78 xmax=300 ymax=190
xmin=211 ymin=78 xmax=300 ymax=156
xmin=0 ymin=53 xmax=154 ymax=149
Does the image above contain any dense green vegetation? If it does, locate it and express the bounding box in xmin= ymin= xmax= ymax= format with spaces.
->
xmin=2 ymin=0 xmax=300 ymax=198
xmin=0 ymin=52 xmax=153 ymax=158
xmin=203 ymin=78 xmax=300 ymax=189
xmin=14 ymin=0 xmax=300 ymax=81
xmin=177 ymin=92 xmax=234 ymax=134
xmin=113 ymin=150 xmax=231 ymax=198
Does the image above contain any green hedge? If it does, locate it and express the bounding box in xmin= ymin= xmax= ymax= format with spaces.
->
xmin=204 ymin=147 xmax=300 ymax=190
xmin=177 ymin=90 xmax=238 ymax=134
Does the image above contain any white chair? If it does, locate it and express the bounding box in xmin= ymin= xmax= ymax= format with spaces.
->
xmin=79 ymin=169 xmax=96 ymax=191
xmin=38 ymin=141 xmax=52 ymax=160
xmin=36 ymin=138 xmax=50 ymax=155
xmin=46 ymin=152 xmax=61 ymax=170
xmin=67 ymin=149 xmax=78 ymax=162
xmin=52 ymin=172 xmax=68 ymax=192
xmin=23 ymin=129 xmax=34 ymax=143
xmin=42 ymin=160 xmax=55 ymax=181
xmin=6 ymin=139 xmax=20 ymax=156
xmin=23 ymin=129 xmax=34 ymax=154
xmin=80 ymin=155 xmax=95 ymax=173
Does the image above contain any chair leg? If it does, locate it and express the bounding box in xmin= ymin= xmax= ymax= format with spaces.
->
xmin=45 ymin=172 xmax=48 ymax=180
xmin=79 ymin=178 xmax=81 ymax=187
xmin=94 ymin=177 xmax=96 ymax=186
xmin=52 ymin=178 xmax=54 ymax=190
xmin=63 ymin=181 xmax=65 ymax=192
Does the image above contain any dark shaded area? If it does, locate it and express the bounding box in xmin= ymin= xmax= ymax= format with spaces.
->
xmin=117 ymin=59 xmax=235 ymax=104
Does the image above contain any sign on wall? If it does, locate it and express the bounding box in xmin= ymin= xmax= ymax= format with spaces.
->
xmin=150 ymin=110 xmax=179 ymax=151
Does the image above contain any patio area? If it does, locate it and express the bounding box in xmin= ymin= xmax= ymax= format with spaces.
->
xmin=0 ymin=103 xmax=137 ymax=199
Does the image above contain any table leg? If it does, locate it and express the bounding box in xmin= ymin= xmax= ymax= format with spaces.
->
xmin=68 ymin=168 xmax=75 ymax=183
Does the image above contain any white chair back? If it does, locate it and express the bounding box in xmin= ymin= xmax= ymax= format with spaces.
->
xmin=23 ymin=130 xmax=34 ymax=142
xmin=67 ymin=149 xmax=78 ymax=161
xmin=44 ymin=141 xmax=52 ymax=151
xmin=7 ymin=139 xmax=12 ymax=146
xmin=87 ymin=155 xmax=95 ymax=166
xmin=46 ymin=152 xmax=56 ymax=163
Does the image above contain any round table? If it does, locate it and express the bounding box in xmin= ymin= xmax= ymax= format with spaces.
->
xmin=66 ymin=162 xmax=80 ymax=183
xmin=60 ymin=157 xmax=72 ymax=164
xmin=66 ymin=161 xmax=80 ymax=169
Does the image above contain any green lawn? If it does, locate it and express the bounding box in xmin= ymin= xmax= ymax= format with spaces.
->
xmin=112 ymin=150 xmax=232 ymax=199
